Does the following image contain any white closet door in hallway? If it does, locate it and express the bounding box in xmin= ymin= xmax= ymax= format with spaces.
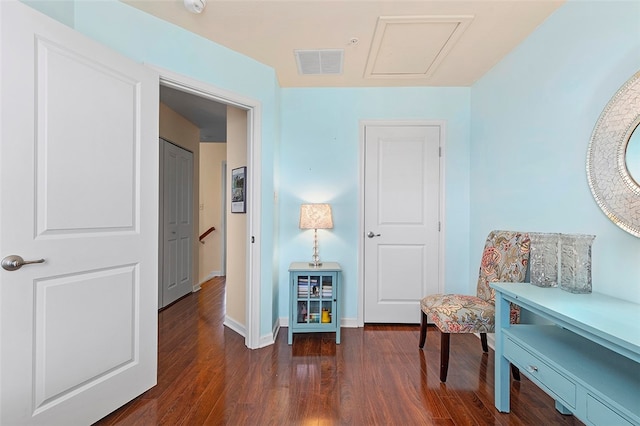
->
xmin=161 ymin=139 xmax=194 ymax=308
xmin=363 ymin=124 xmax=442 ymax=323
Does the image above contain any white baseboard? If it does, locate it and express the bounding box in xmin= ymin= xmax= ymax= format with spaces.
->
xmin=225 ymin=316 xmax=281 ymax=349
xmin=194 ymin=271 xmax=224 ymax=291
xmin=258 ymin=321 xmax=280 ymax=348
xmin=198 ymin=270 xmax=223 ymax=286
xmin=340 ymin=318 xmax=359 ymax=328
xmin=223 ymin=315 xmax=246 ymax=338
xmin=270 ymin=320 xmax=492 ymax=347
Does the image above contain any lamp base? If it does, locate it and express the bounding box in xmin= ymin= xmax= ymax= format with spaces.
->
xmin=308 ymin=229 xmax=323 ymax=268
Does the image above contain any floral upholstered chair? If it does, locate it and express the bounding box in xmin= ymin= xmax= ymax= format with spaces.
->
xmin=419 ymin=230 xmax=530 ymax=382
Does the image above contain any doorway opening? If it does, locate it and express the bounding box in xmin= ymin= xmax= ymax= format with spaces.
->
xmin=157 ymin=68 xmax=262 ymax=349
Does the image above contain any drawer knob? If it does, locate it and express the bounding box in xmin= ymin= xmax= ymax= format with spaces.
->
xmin=527 ymin=365 xmax=539 ymax=373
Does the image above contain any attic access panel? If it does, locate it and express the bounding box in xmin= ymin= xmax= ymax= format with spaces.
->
xmin=364 ymin=15 xmax=473 ymax=79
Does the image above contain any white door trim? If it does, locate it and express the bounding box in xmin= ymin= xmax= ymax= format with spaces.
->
xmin=358 ymin=120 xmax=446 ymax=326
xmin=151 ymin=65 xmax=262 ymax=349
xmin=220 ymin=160 xmax=228 ymax=277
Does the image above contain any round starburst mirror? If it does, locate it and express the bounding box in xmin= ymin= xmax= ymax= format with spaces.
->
xmin=587 ymin=70 xmax=640 ymax=237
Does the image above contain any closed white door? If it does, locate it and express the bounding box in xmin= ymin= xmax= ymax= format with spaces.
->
xmin=364 ymin=124 xmax=441 ymax=323
xmin=161 ymin=139 xmax=194 ymax=308
xmin=0 ymin=2 xmax=159 ymax=424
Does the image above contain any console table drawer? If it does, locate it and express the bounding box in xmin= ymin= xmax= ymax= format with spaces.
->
xmin=586 ymin=394 xmax=633 ymax=426
xmin=504 ymin=336 xmax=576 ymax=408
xmin=492 ymin=284 xmax=640 ymax=425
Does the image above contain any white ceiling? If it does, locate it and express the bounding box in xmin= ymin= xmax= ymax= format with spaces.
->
xmin=123 ymin=0 xmax=565 ymax=88
xmin=160 ymin=85 xmax=227 ymax=141
xmin=136 ymin=0 xmax=564 ymax=139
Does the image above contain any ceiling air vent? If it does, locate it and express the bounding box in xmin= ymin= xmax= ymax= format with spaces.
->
xmin=295 ymin=49 xmax=344 ymax=75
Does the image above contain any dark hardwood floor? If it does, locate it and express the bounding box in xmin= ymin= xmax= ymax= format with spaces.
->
xmin=94 ymin=277 xmax=582 ymax=425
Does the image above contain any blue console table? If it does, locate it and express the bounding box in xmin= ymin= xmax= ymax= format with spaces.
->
xmin=492 ymin=283 xmax=640 ymax=425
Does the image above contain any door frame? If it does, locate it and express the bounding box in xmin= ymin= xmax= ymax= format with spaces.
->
xmin=154 ymin=66 xmax=262 ymax=349
xmin=220 ymin=161 xmax=228 ymax=277
xmin=358 ymin=120 xmax=446 ymax=326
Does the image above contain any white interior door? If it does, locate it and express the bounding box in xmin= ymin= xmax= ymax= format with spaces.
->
xmin=0 ymin=2 xmax=159 ymax=424
xmin=161 ymin=139 xmax=193 ymax=308
xmin=363 ymin=124 xmax=441 ymax=323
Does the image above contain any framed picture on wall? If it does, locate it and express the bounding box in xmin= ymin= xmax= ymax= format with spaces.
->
xmin=231 ymin=166 xmax=247 ymax=213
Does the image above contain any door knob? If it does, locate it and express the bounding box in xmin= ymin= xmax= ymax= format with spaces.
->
xmin=1 ymin=255 xmax=45 ymax=271
xmin=367 ymin=231 xmax=381 ymax=238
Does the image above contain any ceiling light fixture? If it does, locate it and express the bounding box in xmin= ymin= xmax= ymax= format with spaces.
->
xmin=184 ymin=0 xmax=206 ymax=14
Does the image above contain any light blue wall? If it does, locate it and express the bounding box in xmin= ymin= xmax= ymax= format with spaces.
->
xmin=22 ymin=0 xmax=75 ymax=27
xmin=67 ymin=0 xmax=281 ymax=336
xmin=279 ymin=88 xmax=471 ymax=321
xmin=471 ymin=0 xmax=640 ymax=302
xmin=22 ymin=0 xmax=640 ymax=334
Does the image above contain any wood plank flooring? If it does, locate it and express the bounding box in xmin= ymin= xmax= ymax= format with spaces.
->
xmin=94 ymin=277 xmax=583 ymax=425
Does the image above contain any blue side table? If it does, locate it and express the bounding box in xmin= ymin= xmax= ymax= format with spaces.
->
xmin=288 ymin=262 xmax=341 ymax=344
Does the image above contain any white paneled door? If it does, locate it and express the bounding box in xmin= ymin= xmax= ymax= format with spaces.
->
xmin=161 ymin=139 xmax=194 ymax=308
xmin=0 ymin=2 xmax=159 ymax=424
xmin=364 ymin=124 xmax=441 ymax=323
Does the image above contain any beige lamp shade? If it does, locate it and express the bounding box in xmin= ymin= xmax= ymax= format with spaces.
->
xmin=299 ymin=203 xmax=333 ymax=267
xmin=299 ymin=204 xmax=333 ymax=229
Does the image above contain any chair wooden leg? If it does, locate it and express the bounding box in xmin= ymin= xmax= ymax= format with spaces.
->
xmin=440 ymin=332 xmax=450 ymax=382
xmin=477 ymin=332 xmax=519 ymax=379
xmin=419 ymin=311 xmax=428 ymax=348
xmin=511 ymin=364 xmax=521 ymax=381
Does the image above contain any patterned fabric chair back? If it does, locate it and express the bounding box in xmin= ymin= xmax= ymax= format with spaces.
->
xmin=475 ymin=230 xmax=531 ymax=305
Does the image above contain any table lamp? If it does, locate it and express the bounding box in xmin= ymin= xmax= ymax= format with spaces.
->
xmin=299 ymin=203 xmax=333 ymax=267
